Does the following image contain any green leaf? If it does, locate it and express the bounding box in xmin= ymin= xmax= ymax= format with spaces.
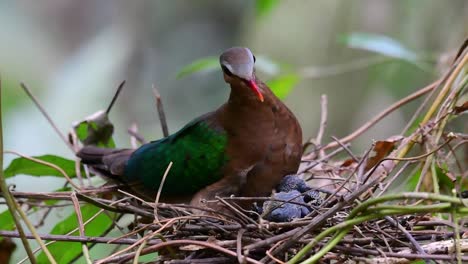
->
xmin=0 ymin=210 xmax=15 ymax=230
xmin=267 ymin=74 xmax=300 ymax=99
xmin=74 ymin=110 xmax=115 ymax=148
xmin=406 ymin=170 xmax=421 ymax=191
xmin=435 ymin=166 xmax=454 ymax=193
xmin=176 ymin=56 xmax=218 ymax=79
xmin=256 ymin=0 xmax=280 ymax=17
xmin=340 ymin=33 xmax=419 ymax=62
xmin=4 ymin=155 xmax=77 ymax=179
xmin=37 ymin=204 xmax=115 ymax=263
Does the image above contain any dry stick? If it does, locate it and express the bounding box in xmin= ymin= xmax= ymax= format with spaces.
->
xmin=384 ymin=216 xmax=430 ymax=264
xmin=100 ymin=240 xmax=263 ymax=264
xmin=376 ymin=161 xmax=413 ymax=196
xmin=127 ymin=126 xmax=147 ymax=145
xmin=119 ymin=167 xmax=177 ymax=263
xmin=128 ymin=123 xmax=146 ymax=147
xmin=415 ymin=145 xmax=435 ymax=192
xmin=132 ymin=240 xmax=147 ymax=264
xmin=154 ymin=161 xmax=173 ymax=223
xmin=71 ymin=192 xmax=92 ymax=264
xmin=97 ymin=216 xmax=196 ymax=263
xmin=105 ymin=80 xmax=126 ymax=115
xmin=152 ymin=84 xmax=169 ymax=137
xmin=261 ymin=174 xmax=385 ymax=261
xmin=428 ymin=76 xmax=468 ymax=193
xmin=397 ymin=51 xmax=468 ymax=160
xmin=310 ymin=80 xmax=439 ymax=155
xmin=446 ymin=141 xmax=465 ymax=177
xmin=17 ymin=197 xmax=128 ymax=264
xmin=118 ymin=189 xmax=153 ymax=207
xmin=314 ymin=142 xmax=373 ymax=212
xmin=106 ymin=222 xmax=152 ymax=245
xmin=299 ymin=144 xmax=348 ymax=174
xmin=0 ymin=77 xmax=38 ymax=263
xmin=331 ymin=136 xmax=359 ymax=162
xmin=400 ymin=79 xmax=443 ymax=136
xmin=333 ymin=244 xmax=468 ymax=262
xmin=312 ymin=94 xmax=328 ymax=158
xmin=13 ymin=198 xmax=57 ymax=264
xmin=165 ymin=257 xmax=231 ymax=264
xmin=0 ymin=230 xmax=161 ymax=245
xmin=330 ymin=135 xmax=361 ymax=186
xmin=20 ymin=82 xmax=75 ymax=152
xmin=236 ymin=229 xmax=246 ymax=264
xmin=215 ymin=197 xmax=258 ymax=226
xmin=74 ymin=154 xmax=85 ymax=188
xmin=265 ymin=241 xmax=287 ymax=264
xmin=1 ymin=228 xmax=458 ymax=253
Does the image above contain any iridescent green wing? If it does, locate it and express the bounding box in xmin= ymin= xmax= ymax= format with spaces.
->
xmin=124 ymin=117 xmax=228 ymax=195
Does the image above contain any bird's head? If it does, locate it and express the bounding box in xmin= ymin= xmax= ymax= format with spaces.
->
xmin=219 ymin=47 xmax=264 ymax=102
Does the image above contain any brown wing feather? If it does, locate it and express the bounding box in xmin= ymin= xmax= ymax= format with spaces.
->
xmin=77 ymin=146 xmax=134 ymax=176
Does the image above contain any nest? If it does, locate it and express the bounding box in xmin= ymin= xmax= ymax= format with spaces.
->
xmin=1 ymin=43 xmax=467 ymax=264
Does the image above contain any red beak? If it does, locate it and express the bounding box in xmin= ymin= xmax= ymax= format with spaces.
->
xmin=247 ymin=80 xmax=264 ymax=102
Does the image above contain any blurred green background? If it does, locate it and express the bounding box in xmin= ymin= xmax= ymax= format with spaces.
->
xmin=0 ymin=1 xmax=467 ymax=262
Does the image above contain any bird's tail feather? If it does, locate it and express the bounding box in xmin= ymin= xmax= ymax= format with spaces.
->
xmin=77 ymin=146 xmax=134 ymax=177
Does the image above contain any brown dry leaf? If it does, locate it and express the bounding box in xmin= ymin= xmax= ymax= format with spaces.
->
xmin=179 ymin=244 xmax=206 ymax=251
xmin=340 ymin=158 xmax=356 ymax=168
xmin=365 ymin=136 xmax=402 ymax=171
xmin=453 ymin=101 xmax=468 ymax=114
xmin=0 ymin=238 xmax=16 ymax=264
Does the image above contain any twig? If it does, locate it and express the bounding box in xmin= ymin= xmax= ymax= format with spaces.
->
xmin=99 ymin=239 xmax=263 ymax=264
xmin=315 ymin=95 xmax=328 ymax=158
xmin=0 ymin=77 xmax=38 ymax=263
xmin=299 ymin=144 xmax=349 ymax=174
xmin=17 ymin=198 xmax=127 ymax=264
xmin=400 ymin=79 xmax=441 ymax=135
xmin=397 ymin=52 xmax=468 ymax=160
xmin=334 ymin=244 xmax=466 ymax=262
xmin=316 ymin=80 xmax=439 ymax=153
xmin=105 ymin=80 xmax=126 ymax=114
xmin=71 ymin=192 xmax=92 ymax=264
xmin=20 ymin=82 xmax=75 ymax=152
xmin=264 ymin=175 xmax=385 ymax=260
xmin=376 ymin=161 xmax=413 ymax=196
xmin=154 ymin=161 xmax=173 ymax=223
xmin=215 ymin=197 xmax=258 ymax=226
xmin=164 ymin=257 xmax=231 ymax=264
xmin=98 ymin=216 xmax=197 ymax=263
xmin=13 ymin=198 xmax=57 ymax=264
xmin=314 ymin=143 xmax=373 ymax=211
xmin=0 ymin=230 xmax=161 ymax=245
xmin=133 ymin=240 xmax=147 ymax=264
xmin=384 ymin=216 xmax=430 ymax=263
xmin=237 ymin=229 xmax=246 ymax=264
xmin=152 ymin=84 xmax=169 ymax=137
xmin=265 ymin=241 xmax=286 ymax=264
xmin=128 ymin=123 xmax=147 ymax=146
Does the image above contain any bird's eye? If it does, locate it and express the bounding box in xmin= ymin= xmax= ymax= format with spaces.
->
xmin=221 ymin=65 xmax=233 ymax=77
xmin=253 ymin=55 xmax=256 ymax=63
